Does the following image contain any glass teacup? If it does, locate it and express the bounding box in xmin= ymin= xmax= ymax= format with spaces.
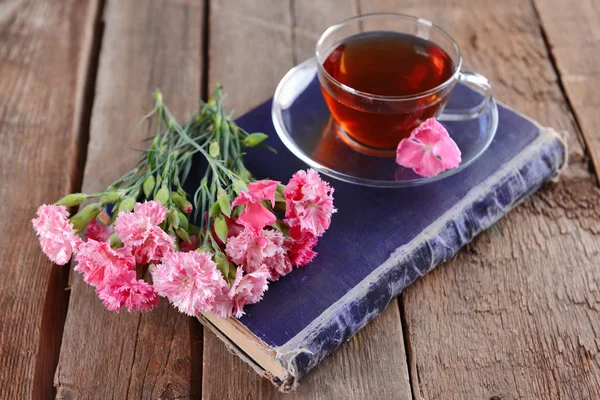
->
xmin=316 ymin=13 xmax=493 ymax=155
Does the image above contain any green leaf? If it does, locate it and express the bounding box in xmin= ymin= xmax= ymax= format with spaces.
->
xmin=55 ymin=193 xmax=87 ymax=207
xmin=208 ymin=201 xmax=221 ymax=218
xmin=243 ymin=132 xmax=268 ymax=147
xmin=232 ymin=180 xmax=248 ymax=194
xmin=217 ymin=187 xmax=231 ymax=217
xmin=213 ymin=215 xmax=228 ymax=243
xmin=143 ymin=175 xmax=156 ymax=198
xmin=209 ymin=141 xmax=220 ymax=158
xmin=175 ymin=227 xmax=191 ymax=243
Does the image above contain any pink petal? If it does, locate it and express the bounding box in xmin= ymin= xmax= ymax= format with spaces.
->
xmin=247 ymin=180 xmax=279 ymax=206
xmin=395 ymin=118 xmax=461 ymax=178
xmin=231 ymin=190 xmax=253 ymax=207
xmin=236 ymin=202 xmax=276 ymax=231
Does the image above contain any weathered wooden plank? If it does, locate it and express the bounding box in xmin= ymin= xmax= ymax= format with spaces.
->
xmin=202 ymin=1 xmax=412 ymax=398
xmin=359 ymin=0 xmax=600 ymax=398
xmin=533 ymin=0 xmax=600 ymax=176
xmin=54 ymin=1 xmax=204 ymax=398
xmin=0 ymin=1 xmax=101 ymax=398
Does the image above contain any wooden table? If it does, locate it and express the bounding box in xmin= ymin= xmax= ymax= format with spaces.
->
xmin=1 ymin=0 xmax=599 ymax=398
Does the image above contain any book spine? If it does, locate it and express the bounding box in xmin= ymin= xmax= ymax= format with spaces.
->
xmin=275 ymin=129 xmax=567 ymax=386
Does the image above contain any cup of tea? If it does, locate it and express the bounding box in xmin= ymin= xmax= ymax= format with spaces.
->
xmin=316 ymin=13 xmax=493 ymax=155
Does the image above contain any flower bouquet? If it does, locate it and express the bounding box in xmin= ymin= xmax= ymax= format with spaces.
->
xmin=32 ymin=87 xmax=335 ymax=318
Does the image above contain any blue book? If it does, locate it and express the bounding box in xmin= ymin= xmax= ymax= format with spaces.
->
xmin=197 ymin=85 xmax=566 ymax=391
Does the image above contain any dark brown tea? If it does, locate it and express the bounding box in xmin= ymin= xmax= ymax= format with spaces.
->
xmin=320 ymin=32 xmax=455 ymax=151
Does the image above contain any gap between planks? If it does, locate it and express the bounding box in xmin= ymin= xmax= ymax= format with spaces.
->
xmin=32 ymin=0 xmax=106 ymax=398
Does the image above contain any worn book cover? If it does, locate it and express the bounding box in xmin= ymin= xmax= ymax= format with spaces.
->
xmin=195 ymin=85 xmax=567 ymax=391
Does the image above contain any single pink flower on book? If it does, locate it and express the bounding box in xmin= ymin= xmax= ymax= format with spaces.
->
xmin=232 ymin=180 xmax=279 ymax=231
xmin=225 ymin=228 xmax=291 ymax=279
xmin=151 ymin=251 xmax=228 ymax=316
xmin=96 ymin=270 xmax=159 ymax=312
xmin=395 ymin=118 xmax=462 ymax=178
xmin=32 ymin=204 xmax=82 ymax=265
xmin=74 ymin=239 xmax=136 ymax=287
xmin=114 ymin=200 xmax=174 ymax=264
xmin=284 ymin=169 xmax=336 ymax=238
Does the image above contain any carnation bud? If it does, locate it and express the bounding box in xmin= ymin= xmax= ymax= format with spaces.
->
xmin=243 ymin=133 xmax=268 ymax=147
xmin=108 ymin=233 xmax=123 ymax=249
xmin=188 ymin=223 xmax=200 ymax=236
xmin=208 ymin=202 xmax=221 ymax=218
xmin=154 ymin=186 xmax=170 ymax=206
xmin=55 ymin=193 xmax=87 ymax=207
xmin=172 ymin=193 xmax=192 ymax=213
xmin=99 ymin=191 xmax=120 ymax=205
xmin=143 ymin=175 xmax=156 ymax=198
xmin=168 ymin=209 xmax=180 ymax=229
xmin=209 ymin=141 xmax=220 ymax=158
xmin=177 ymin=209 xmax=189 ymax=230
xmin=274 ymin=201 xmax=286 ymax=214
xmin=118 ymin=197 xmax=136 ymax=213
xmin=274 ymin=190 xmax=285 ymax=203
xmin=70 ymin=203 xmax=102 ymax=232
xmin=214 ymin=251 xmax=231 ymax=279
xmin=217 ymin=187 xmax=231 ymax=217
xmin=154 ymin=90 xmax=163 ymax=107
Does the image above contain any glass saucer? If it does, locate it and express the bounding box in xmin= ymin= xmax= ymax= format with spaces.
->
xmin=271 ymin=57 xmax=498 ymax=188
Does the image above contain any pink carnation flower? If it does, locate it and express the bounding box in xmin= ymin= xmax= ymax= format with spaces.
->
xmin=395 ymin=118 xmax=461 ymax=177
xmin=85 ymin=219 xmax=113 ymax=242
xmin=232 ymin=180 xmax=279 ymax=231
xmin=284 ymin=169 xmax=336 ymax=237
xmin=114 ymin=201 xmax=174 ymax=264
xmin=32 ymin=204 xmax=82 ymax=265
xmin=96 ymin=270 xmax=159 ymax=312
xmin=212 ymin=267 xmax=269 ymax=318
xmin=74 ymin=239 xmax=136 ymax=287
xmin=151 ymin=251 xmax=228 ymax=316
xmin=225 ymin=228 xmax=291 ymax=279
xmin=286 ymin=225 xmax=318 ymax=267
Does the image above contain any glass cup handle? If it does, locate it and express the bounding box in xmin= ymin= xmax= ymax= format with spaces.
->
xmin=438 ymin=71 xmax=493 ymax=122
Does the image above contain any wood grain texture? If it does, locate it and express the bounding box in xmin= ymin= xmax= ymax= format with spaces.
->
xmin=54 ymin=1 xmax=204 ymax=398
xmin=533 ymin=0 xmax=600 ymax=177
xmin=202 ymin=1 xmax=412 ymax=398
xmin=0 ymin=1 xmax=101 ymax=398
xmin=360 ymin=0 xmax=600 ymax=398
